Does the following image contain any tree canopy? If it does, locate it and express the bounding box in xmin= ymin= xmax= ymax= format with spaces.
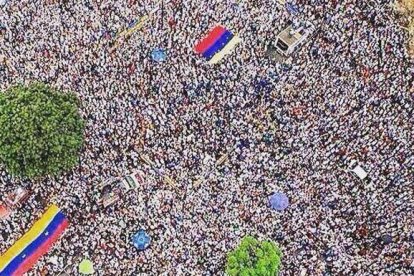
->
xmin=226 ymin=236 xmax=282 ymax=276
xmin=395 ymin=0 xmax=414 ymax=55
xmin=0 ymin=82 xmax=85 ymax=178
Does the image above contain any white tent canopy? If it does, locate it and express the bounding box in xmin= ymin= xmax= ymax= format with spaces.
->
xmin=352 ymin=165 xmax=368 ymax=180
xmin=349 ymin=160 xmax=368 ymax=180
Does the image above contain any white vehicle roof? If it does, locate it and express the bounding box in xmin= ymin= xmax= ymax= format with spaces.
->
xmin=275 ymin=22 xmax=315 ymax=56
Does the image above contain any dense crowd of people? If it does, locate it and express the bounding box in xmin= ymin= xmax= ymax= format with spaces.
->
xmin=1 ymin=0 xmax=413 ymax=275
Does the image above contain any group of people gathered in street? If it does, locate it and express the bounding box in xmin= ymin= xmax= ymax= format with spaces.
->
xmin=1 ymin=0 xmax=413 ymax=275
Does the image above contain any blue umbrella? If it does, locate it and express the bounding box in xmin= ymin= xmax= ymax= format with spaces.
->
xmin=269 ymin=192 xmax=289 ymax=211
xmin=132 ymin=229 xmax=151 ymax=250
xmin=151 ymin=48 xmax=167 ymax=62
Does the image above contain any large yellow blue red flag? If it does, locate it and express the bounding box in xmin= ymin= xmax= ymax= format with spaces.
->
xmin=0 ymin=204 xmax=69 ymax=276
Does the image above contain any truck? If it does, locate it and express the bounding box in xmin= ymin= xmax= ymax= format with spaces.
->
xmin=266 ymin=21 xmax=316 ymax=62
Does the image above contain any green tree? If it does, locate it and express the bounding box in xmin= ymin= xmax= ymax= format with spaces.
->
xmin=226 ymin=236 xmax=282 ymax=276
xmin=394 ymin=0 xmax=414 ymax=55
xmin=0 ymin=82 xmax=85 ymax=178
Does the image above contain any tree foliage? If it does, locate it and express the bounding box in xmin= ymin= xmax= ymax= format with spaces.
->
xmin=0 ymin=82 xmax=85 ymax=178
xmin=226 ymin=236 xmax=282 ymax=276
xmin=395 ymin=0 xmax=414 ymax=55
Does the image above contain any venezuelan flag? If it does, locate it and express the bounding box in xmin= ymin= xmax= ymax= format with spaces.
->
xmin=194 ymin=25 xmax=241 ymax=64
xmin=0 ymin=205 xmax=69 ymax=276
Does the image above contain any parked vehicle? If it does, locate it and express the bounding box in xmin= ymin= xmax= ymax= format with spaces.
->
xmin=96 ymin=178 xmax=122 ymax=208
xmin=97 ymin=170 xmax=145 ymax=208
xmin=273 ymin=21 xmax=315 ymax=56
xmin=4 ymin=187 xmax=31 ymax=208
